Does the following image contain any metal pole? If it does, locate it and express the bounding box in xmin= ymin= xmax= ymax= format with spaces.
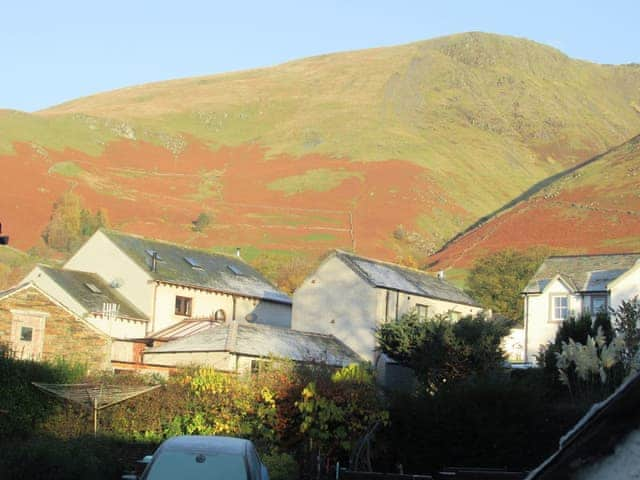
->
xmin=93 ymin=396 xmax=98 ymax=436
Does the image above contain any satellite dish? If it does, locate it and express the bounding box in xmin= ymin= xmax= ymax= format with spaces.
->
xmin=110 ymin=278 xmax=124 ymax=288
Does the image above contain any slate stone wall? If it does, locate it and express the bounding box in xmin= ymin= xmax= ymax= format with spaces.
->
xmin=0 ymin=286 xmax=112 ymax=372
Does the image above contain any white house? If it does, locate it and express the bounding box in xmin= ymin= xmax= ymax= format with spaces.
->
xmin=61 ymin=229 xmax=292 ymax=336
xmin=292 ymin=250 xmax=482 ymax=368
xmin=522 ymin=253 xmax=640 ymax=363
xmin=23 ymin=265 xmax=149 ymax=339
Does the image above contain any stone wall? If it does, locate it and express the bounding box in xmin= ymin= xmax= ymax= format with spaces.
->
xmin=0 ymin=286 xmax=111 ymax=372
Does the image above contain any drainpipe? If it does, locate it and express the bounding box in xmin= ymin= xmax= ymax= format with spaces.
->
xmin=523 ymin=294 xmax=529 ymax=363
xmin=150 ymin=281 xmax=159 ymax=334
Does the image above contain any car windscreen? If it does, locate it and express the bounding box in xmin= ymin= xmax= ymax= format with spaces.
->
xmin=144 ymin=451 xmax=248 ymax=480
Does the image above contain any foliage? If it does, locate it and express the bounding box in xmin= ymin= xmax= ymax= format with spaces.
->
xmin=262 ymin=451 xmax=299 ymax=480
xmin=540 ymin=300 xmax=640 ymax=401
xmin=611 ymin=296 xmax=640 ymax=373
xmin=466 ymin=248 xmax=548 ymax=324
xmin=383 ymin=370 xmax=587 ymax=472
xmin=376 ymin=312 xmax=512 ymax=392
xmin=191 ymin=211 xmax=213 ymax=232
xmin=41 ymin=192 xmax=109 ymax=252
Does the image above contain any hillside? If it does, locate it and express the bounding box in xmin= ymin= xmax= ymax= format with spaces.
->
xmin=1 ymin=32 xmax=640 ymax=264
xmin=430 ymin=134 xmax=640 ymax=270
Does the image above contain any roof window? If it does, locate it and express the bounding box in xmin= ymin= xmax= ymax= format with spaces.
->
xmin=184 ymin=257 xmax=204 ymax=270
xmin=85 ymin=282 xmax=102 ymax=294
xmin=145 ymin=249 xmax=163 ymax=261
xmin=227 ymin=264 xmax=243 ymax=275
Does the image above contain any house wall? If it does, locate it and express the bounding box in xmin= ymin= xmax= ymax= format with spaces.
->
xmin=375 ymin=288 xmax=481 ymax=322
xmin=0 ymin=287 xmax=111 ymax=372
xmin=292 ymin=256 xmax=377 ymax=362
xmin=64 ymin=230 xmax=155 ymax=320
xmin=22 ymin=266 xmax=147 ymax=338
xmin=611 ymin=264 xmax=640 ymax=310
xmin=153 ymin=283 xmax=291 ymax=333
xmin=525 ymin=278 xmax=582 ymax=363
xmin=142 ymin=350 xmax=236 ymax=371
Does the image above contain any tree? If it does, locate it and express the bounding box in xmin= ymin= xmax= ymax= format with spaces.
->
xmin=192 ymin=212 xmax=213 ymax=232
xmin=376 ymin=312 xmax=511 ymax=391
xmin=42 ymin=192 xmax=109 ymax=252
xmin=466 ymin=248 xmax=548 ymax=325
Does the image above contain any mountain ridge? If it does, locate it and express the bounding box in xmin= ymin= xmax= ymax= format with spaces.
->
xmin=1 ymin=32 xmax=639 ymax=270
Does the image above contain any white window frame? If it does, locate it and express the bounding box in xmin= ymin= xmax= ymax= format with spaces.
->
xmin=175 ymin=295 xmax=192 ymax=317
xmin=550 ymin=295 xmax=569 ymax=322
xmin=416 ymin=304 xmax=428 ymax=321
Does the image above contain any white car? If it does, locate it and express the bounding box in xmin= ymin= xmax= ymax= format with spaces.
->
xmin=125 ymin=435 xmax=269 ymax=480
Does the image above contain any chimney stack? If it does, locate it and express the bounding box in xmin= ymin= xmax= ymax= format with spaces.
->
xmin=437 ymin=270 xmax=445 ymax=280
xmin=151 ymin=252 xmax=158 ymax=272
xmin=236 ymin=247 xmax=241 ymax=257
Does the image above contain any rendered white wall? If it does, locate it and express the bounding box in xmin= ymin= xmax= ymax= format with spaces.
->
xmin=64 ymin=231 xmax=155 ymax=319
xmin=292 ymin=256 xmax=377 ymax=362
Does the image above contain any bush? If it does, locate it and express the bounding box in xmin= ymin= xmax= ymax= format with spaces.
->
xmin=263 ymin=451 xmax=300 ymax=480
xmin=192 ymin=212 xmax=213 ymax=232
xmin=377 ymin=312 xmax=512 ymax=391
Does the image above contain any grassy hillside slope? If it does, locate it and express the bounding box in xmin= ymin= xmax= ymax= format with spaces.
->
xmin=430 ymin=134 xmax=640 ymax=270
xmin=1 ymin=32 xmax=640 ymax=264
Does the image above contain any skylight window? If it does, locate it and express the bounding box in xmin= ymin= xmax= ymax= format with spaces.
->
xmin=227 ymin=264 xmax=243 ymax=275
xmin=85 ymin=282 xmax=102 ymax=294
xmin=145 ymin=249 xmax=163 ymax=261
xmin=184 ymin=257 xmax=204 ymax=270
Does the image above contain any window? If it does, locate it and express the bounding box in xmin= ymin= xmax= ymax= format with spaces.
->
xmin=416 ymin=304 xmax=428 ymax=321
xmin=590 ymin=296 xmax=607 ymax=314
xmin=175 ymin=296 xmax=192 ymax=316
xmin=448 ymin=311 xmax=461 ymax=322
xmin=184 ymin=257 xmax=203 ymax=270
xmin=85 ymin=282 xmax=102 ymax=294
xmin=552 ymin=295 xmax=569 ymax=321
xmin=20 ymin=326 xmax=33 ymax=342
xmin=227 ymin=264 xmax=243 ymax=275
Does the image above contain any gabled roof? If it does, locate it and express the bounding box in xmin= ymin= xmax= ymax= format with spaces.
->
xmin=333 ymin=250 xmax=479 ymax=307
xmin=527 ymin=372 xmax=640 ymax=478
xmin=146 ymin=322 xmax=361 ymax=366
xmin=523 ymin=253 xmax=640 ymax=294
xmin=101 ymin=230 xmax=291 ymax=304
xmin=36 ymin=265 xmax=148 ymax=321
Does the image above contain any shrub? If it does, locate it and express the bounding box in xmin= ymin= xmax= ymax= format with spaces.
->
xmin=262 ymin=451 xmax=300 ymax=480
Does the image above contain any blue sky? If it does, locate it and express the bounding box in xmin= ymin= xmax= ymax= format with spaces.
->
xmin=1 ymin=0 xmax=639 ymax=112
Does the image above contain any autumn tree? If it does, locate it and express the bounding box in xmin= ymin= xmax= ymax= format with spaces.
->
xmin=42 ymin=192 xmax=109 ymax=252
xmin=466 ymin=248 xmax=548 ymax=325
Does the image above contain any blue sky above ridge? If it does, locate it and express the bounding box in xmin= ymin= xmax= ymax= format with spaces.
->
xmin=1 ymin=0 xmax=638 ymax=112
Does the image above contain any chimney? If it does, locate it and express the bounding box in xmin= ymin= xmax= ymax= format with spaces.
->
xmin=236 ymin=247 xmax=241 ymax=257
xmin=151 ymin=252 xmax=158 ymax=272
xmin=437 ymin=270 xmax=445 ymax=280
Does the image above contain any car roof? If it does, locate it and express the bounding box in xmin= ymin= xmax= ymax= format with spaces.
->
xmin=157 ymin=436 xmax=251 ymax=456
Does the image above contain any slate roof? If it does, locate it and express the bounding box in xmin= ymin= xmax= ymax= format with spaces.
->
xmin=334 ymin=250 xmax=479 ymax=307
xmin=527 ymin=372 xmax=640 ymax=479
xmin=37 ymin=266 xmax=148 ymax=321
xmin=523 ymin=253 xmax=640 ymax=294
xmin=102 ymin=230 xmax=291 ymax=304
xmin=146 ymin=322 xmax=361 ymax=366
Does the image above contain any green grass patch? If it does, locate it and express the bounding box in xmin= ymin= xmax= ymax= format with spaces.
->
xmin=267 ymin=169 xmax=362 ymax=196
xmin=441 ymin=267 xmax=470 ymax=290
xmin=601 ymin=236 xmax=640 ymax=249
xmin=48 ymin=161 xmax=85 ymax=177
xmin=302 ymin=232 xmax=337 ymax=242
